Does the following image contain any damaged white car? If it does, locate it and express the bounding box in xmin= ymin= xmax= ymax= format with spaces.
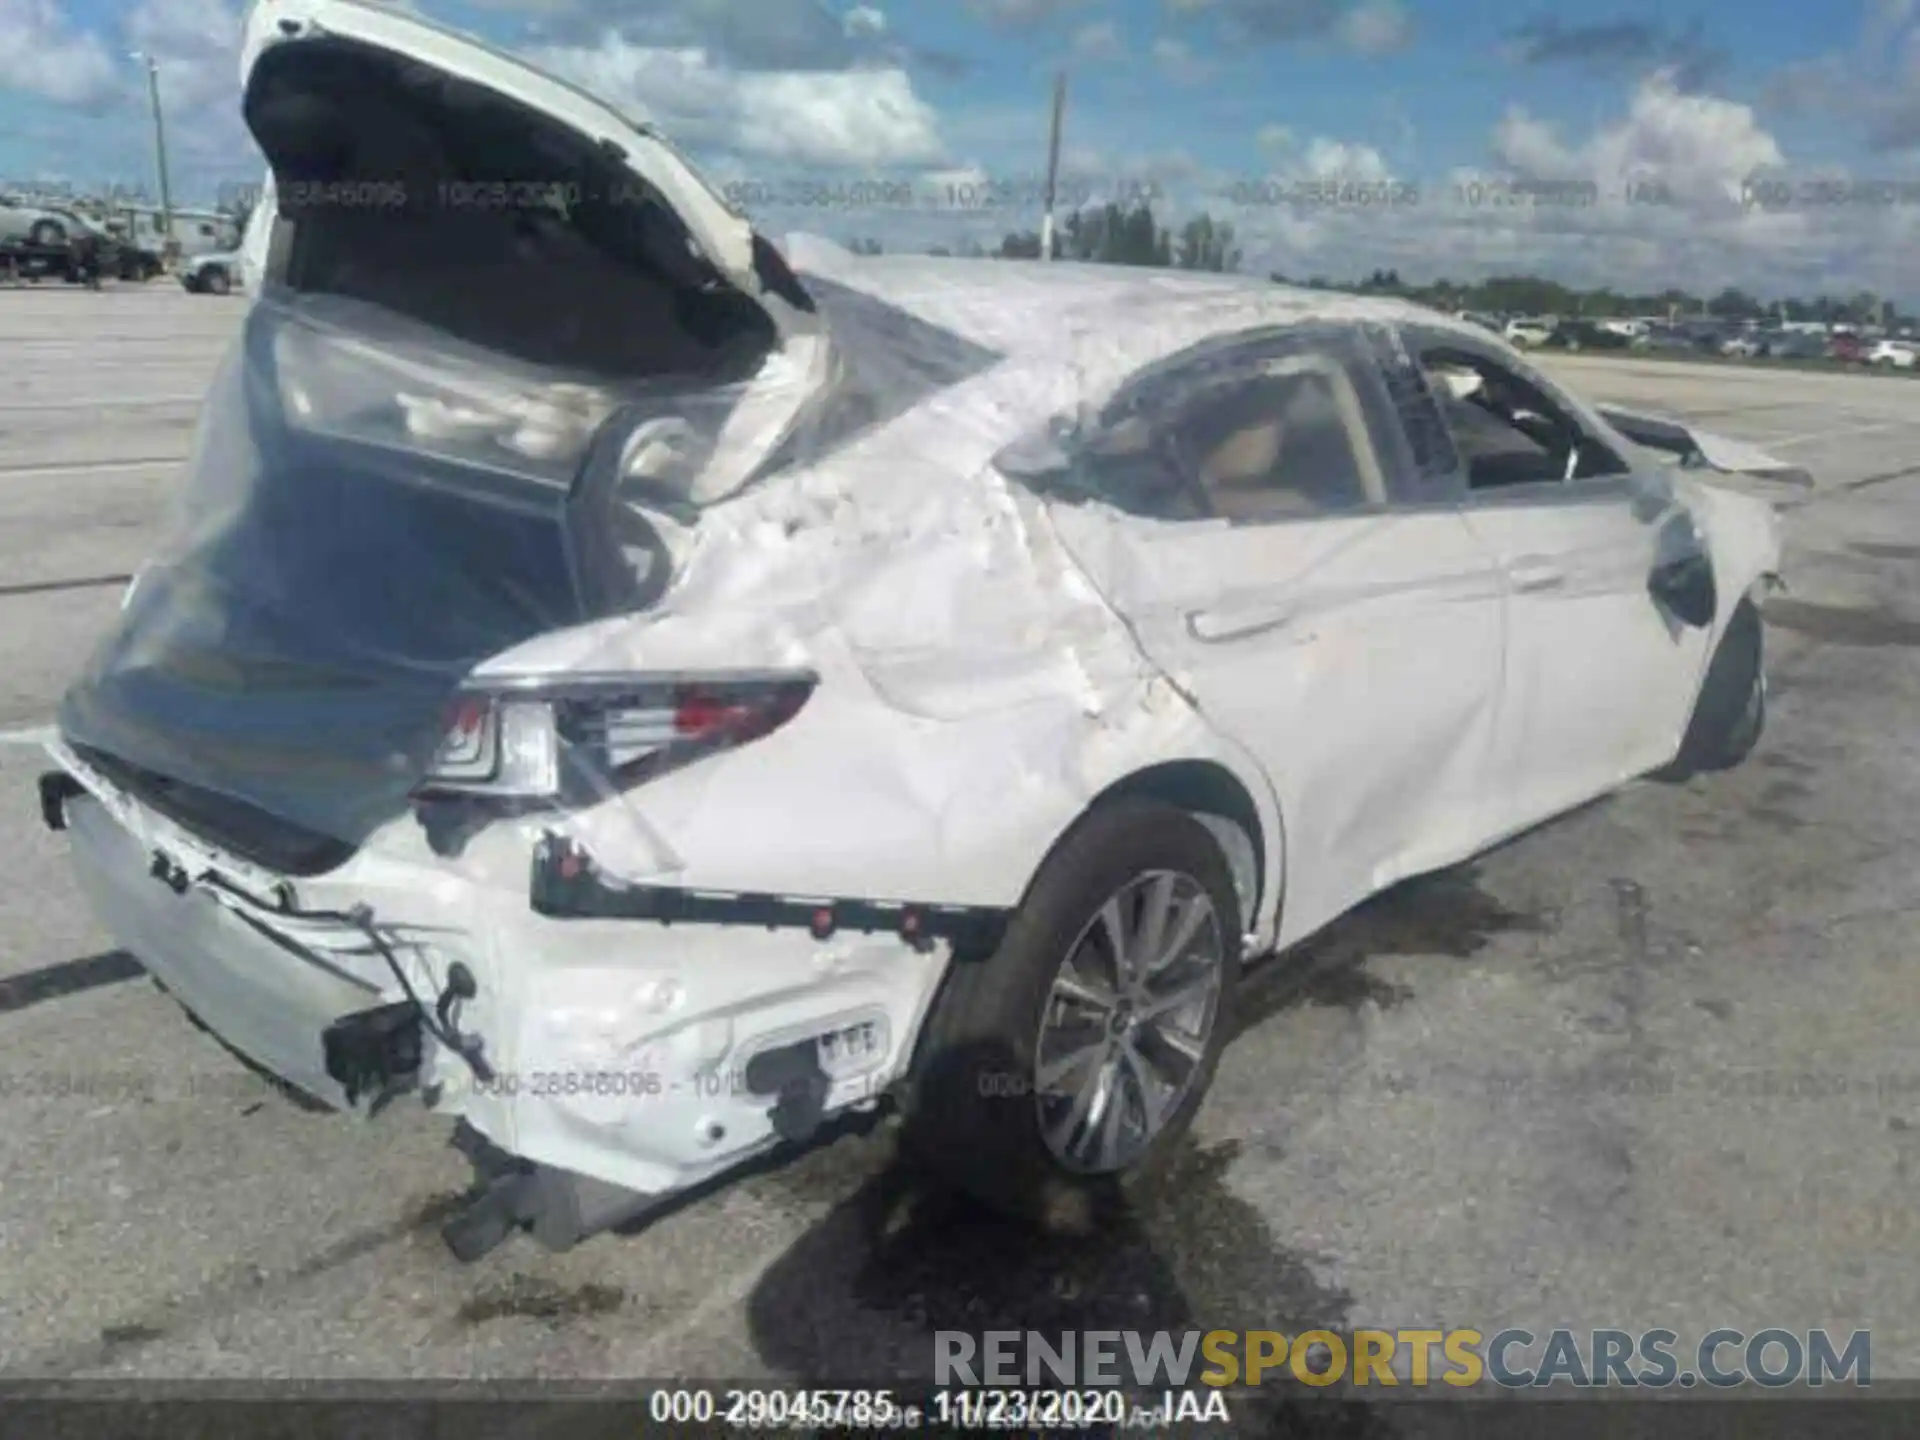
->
xmin=39 ymin=0 xmax=1792 ymax=1259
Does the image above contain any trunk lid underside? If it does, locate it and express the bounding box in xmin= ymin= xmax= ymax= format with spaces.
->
xmin=59 ymin=3 xmax=812 ymax=868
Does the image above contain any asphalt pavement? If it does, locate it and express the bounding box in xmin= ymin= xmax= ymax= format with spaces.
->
xmin=0 ymin=286 xmax=1916 ymax=1383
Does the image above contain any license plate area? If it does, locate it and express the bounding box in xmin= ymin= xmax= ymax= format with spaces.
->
xmin=45 ymin=737 xmax=293 ymax=911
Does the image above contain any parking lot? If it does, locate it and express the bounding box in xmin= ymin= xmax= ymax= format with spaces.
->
xmin=1 ymin=285 xmax=1916 ymax=1383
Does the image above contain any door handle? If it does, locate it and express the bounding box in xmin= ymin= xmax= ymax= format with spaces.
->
xmin=1186 ymin=604 xmax=1295 ymax=643
xmin=1507 ymin=557 xmax=1565 ymax=593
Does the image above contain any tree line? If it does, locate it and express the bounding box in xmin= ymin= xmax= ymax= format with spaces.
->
xmin=839 ymin=199 xmax=1905 ymax=329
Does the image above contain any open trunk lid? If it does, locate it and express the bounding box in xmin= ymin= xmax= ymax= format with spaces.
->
xmin=240 ymin=0 xmax=764 ymax=296
xmin=55 ymin=0 xmax=834 ymax=870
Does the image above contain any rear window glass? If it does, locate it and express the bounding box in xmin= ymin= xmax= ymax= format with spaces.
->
xmin=752 ymin=275 xmax=1004 ymax=474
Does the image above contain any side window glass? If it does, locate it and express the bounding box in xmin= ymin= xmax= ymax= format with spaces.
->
xmin=1418 ymin=346 xmax=1628 ymax=492
xmin=1168 ymin=366 xmax=1375 ymax=521
xmin=1038 ymin=330 xmax=1406 ymax=523
xmin=1079 ymin=414 xmax=1210 ymax=519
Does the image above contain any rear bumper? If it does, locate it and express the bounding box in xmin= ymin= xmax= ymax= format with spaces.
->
xmin=65 ymin=792 xmax=395 ymax=1108
xmin=44 ymin=742 xmax=956 ymax=1223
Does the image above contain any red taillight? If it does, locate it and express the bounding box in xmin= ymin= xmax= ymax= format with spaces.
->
xmin=429 ymin=695 xmax=496 ymax=776
xmin=670 ymin=683 xmax=811 ymax=744
xmin=672 ymin=688 xmax=760 ymax=738
xmin=421 ymin=676 xmax=815 ymax=801
xmin=447 ymin=697 xmax=490 ymax=739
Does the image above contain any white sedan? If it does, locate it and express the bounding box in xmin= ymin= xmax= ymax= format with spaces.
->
xmin=179 ymin=249 xmax=245 ymax=294
xmin=38 ymin=0 xmax=1794 ymax=1260
xmin=1865 ymin=340 xmax=1917 ymax=369
xmin=1502 ymin=318 xmax=1554 ymax=347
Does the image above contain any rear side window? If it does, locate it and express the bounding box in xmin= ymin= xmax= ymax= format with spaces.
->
xmin=1167 ymin=365 xmax=1376 ymax=520
xmin=1081 ymin=327 xmax=1403 ymax=524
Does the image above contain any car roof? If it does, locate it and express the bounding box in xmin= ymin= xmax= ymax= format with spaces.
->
xmin=783 ymin=242 xmax=1498 ymax=391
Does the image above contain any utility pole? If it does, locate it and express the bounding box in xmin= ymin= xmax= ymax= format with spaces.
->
xmin=135 ymin=53 xmax=175 ymax=255
xmin=1039 ymin=70 xmax=1066 ymax=263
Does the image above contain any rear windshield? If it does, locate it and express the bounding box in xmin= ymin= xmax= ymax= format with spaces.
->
xmin=751 ymin=275 xmax=1005 ymax=475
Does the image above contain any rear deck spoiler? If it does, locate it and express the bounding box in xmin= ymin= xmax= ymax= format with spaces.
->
xmin=1597 ymin=405 xmax=1813 ymax=489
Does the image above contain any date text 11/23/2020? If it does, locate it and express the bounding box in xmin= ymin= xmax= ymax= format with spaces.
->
xmin=645 ymin=1385 xmax=1228 ymax=1430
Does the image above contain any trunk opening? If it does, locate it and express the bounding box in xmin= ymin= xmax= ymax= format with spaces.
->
xmin=244 ymin=35 xmax=775 ymax=382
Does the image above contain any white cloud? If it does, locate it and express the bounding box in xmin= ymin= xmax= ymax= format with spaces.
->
xmin=493 ymin=0 xmax=897 ymax=71
xmin=1298 ymin=136 xmax=1391 ymax=180
xmin=21 ymin=0 xmax=930 ymax=197
xmin=124 ymin=0 xmax=257 ymax=190
xmin=1336 ymin=0 xmax=1411 ymax=56
xmin=0 ymin=0 xmax=120 ymax=108
xmin=1070 ymin=20 xmax=1124 ymax=60
xmin=1220 ymin=77 xmax=1918 ymax=302
xmin=535 ymin=38 xmax=943 ymax=168
xmin=1494 ymin=72 xmax=1782 ymax=214
xmin=843 ymin=5 xmax=886 ymax=40
xmin=1150 ymin=36 xmax=1210 ymax=83
xmin=1059 ymin=142 xmax=1108 ymax=173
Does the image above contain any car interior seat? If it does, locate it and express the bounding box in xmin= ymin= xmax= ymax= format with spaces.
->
xmin=1195 ymin=374 xmax=1363 ymax=520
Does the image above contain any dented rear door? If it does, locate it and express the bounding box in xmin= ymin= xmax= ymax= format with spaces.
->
xmin=1049 ymin=323 xmax=1506 ymax=948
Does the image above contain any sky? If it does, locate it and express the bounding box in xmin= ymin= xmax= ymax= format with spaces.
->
xmin=2 ymin=0 xmax=1918 ymax=301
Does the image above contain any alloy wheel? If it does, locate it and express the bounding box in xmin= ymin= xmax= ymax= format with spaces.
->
xmin=1032 ymin=870 xmax=1225 ymax=1174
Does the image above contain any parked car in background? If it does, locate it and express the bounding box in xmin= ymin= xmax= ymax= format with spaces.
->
xmin=1503 ymin=317 xmax=1554 ymax=347
xmin=0 ymin=203 xmax=152 ymax=283
xmin=1865 ymin=340 xmax=1917 ymax=369
xmin=1634 ymin=325 xmax=1722 ymax=355
xmin=1828 ymin=334 xmax=1868 ymax=363
xmin=1719 ymin=332 xmax=1764 ymax=358
xmin=1758 ymin=331 xmax=1829 ymax=361
xmin=112 ymin=205 xmax=243 ymax=263
xmin=0 ymin=196 xmax=80 ymax=248
xmin=1632 ymin=327 xmax=1692 ymax=353
xmin=1544 ymin=319 xmax=1634 ymax=351
xmin=2 ymin=202 xmax=109 ymax=252
xmin=180 ymin=249 xmax=244 ymax=295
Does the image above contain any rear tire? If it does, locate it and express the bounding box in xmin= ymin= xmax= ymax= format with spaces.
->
xmin=1656 ymin=600 xmax=1765 ymax=780
xmin=902 ymin=797 xmax=1241 ymax=1233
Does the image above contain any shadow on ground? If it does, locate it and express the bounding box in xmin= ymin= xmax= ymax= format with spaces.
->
xmin=735 ymin=865 xmax=1556 ymax=1436
xmin=1238 ymin=865 xmax=1551 ymax=1027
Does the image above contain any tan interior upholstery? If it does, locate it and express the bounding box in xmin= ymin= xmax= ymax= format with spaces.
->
xmin=1199 ymin=418 xmax=1284 ymax=485
xmin=1193 ymin=372 xmax=1366 ymax=519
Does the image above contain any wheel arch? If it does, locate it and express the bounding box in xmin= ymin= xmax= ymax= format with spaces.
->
xmin=1026 ymin=757 xmax=1285 ymax=954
